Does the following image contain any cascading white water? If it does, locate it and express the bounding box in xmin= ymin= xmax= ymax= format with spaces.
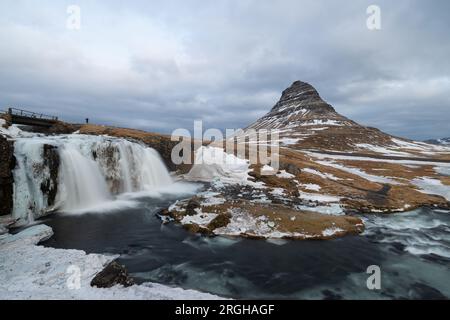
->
xmin=10 ymin=132 xmax=173 ymax=224
xmin=117 ymin=140 xmax=173 ymax=193
xmin=56 ymin=144 xmax=112 ymax=211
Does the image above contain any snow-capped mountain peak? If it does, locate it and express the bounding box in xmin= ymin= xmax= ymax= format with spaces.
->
xmin=248 ymin=80 xmax=356 ymax=131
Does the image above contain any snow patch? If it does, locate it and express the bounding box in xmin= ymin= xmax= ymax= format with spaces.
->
xmin=322 ymin=227 xmax=345 ymax=237
xmin=411 ymin=177 xmax=450 ymax=201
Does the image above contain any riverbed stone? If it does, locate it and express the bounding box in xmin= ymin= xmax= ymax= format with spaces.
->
xmin=90 ymin=261 xmax=135 ymax=288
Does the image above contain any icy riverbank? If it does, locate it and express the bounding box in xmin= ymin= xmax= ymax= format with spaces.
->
xmin=0 ymin=224 xmax=222 ymax=300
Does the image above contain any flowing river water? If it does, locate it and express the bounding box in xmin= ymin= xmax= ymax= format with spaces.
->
xmin=4 ymin=128 xmax=449 ymax=299
xmin=40 ymin=193 xmax=450 ymax=299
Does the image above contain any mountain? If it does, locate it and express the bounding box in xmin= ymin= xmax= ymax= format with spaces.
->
xmin=167 ymin=80 xmax=450 ymax=240
xmin=424 ymin=137 xmax=450 ymax=146
xmin=246 ymin=80 xmax=448 ymax=158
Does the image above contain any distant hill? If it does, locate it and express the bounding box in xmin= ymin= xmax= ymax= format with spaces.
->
xmin=424 ymin=137 xmax=450 ymax=146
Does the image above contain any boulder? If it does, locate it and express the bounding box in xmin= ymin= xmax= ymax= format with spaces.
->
xmin=185 ymin=198 xmax=200 ymax=216
xmin=90 ymin=261 xmax=134 ymax=288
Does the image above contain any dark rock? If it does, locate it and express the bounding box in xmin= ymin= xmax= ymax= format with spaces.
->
xmin=157 ymin=208 xmax=170 ymax=216
xmin=279 ymin=162 xmax=302 ymax=176
xmin=90 ymin=261 xmax=134 ymax=288
xmin=247 ymin=80 xmax=352 ymax=131
xmin=185 ymin=198 xmax=200 ymax=216
xmin=183 ymin=223 xmax=211 ymax=235
xmin=40 ymin=144 xmax=60 ymax=206
xmin=207 ymin=213 xmax=231 ymax=230
xmin=0 ymin=135 xmax=15 ymax=216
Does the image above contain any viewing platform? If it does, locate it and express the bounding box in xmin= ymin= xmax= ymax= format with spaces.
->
xmin=4 ymin=108 xmax=58 ymax=128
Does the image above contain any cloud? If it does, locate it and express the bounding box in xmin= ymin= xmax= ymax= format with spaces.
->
xmin=0 ymin=0 xmax=449 ymax=139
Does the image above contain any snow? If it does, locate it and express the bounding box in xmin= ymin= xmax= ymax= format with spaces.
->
xmin=261 ymin=164 xmax=277 ymax=175
xmin=322 ymin=227 xmax=345 ymax=237
xmin=316 ymin=160 xmax=402 ymax=185
xmin=270 ymin=188 xmax=285 ymax=196
xmin=181 ymin=210 xmax=218 ymax=226
xmin=0 ymin=224 xmax=222 ymax=300
xmin=276 ymin=170 xmax=295 ymax=179
xmin=0 ymin=123 xmax=36 ymax=138
xmin=298 ymin=183 xmax=321 ymax=191
xmin=355 ymin=143 xmax=413 ymax=157
xmin=185 ymin=147 xmax=252 ymax=186
xmin=296 ymin=203 xmax=344 ymax=216
xmin=280 ymin=138 xmax=299 ymax=145
xmin=411 ymin=177 xmax=450 ymax=201
xmin=302 ymin=167 xmax=341 ymax=181
xmin=298 ymin=119 xmax=344 ymax=126
xmin=213 ymin=208 xmax=308 ymax=239
xmin=199 ymin=193 xmax=226 ymax=206
xmin=435 ymin=166 xmax=450 ymax=176
xmin=306 ymin=151 xmax=450 ymax=167
xmin=391 ymin=138 xmax=449 ymax=152
xmin=299 ymin=191 xmax=341 ymax=203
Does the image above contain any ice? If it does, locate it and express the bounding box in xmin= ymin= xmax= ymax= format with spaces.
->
xmin=411 ymin=177 xmax=450 ymax=201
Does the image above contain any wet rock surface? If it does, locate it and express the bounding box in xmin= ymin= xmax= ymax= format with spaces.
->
xmin=0 ymin=135 xmax=15 ymax=216
xmin=41 ymin=144 xmax=60 ymax=206
xmin=90 ymin=261 xmax=135 ymax=288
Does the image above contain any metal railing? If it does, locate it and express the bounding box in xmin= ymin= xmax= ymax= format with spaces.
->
xmin=7 ymin=108 xmax=58 ymax=121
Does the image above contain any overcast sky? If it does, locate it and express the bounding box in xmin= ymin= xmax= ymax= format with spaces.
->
xmin=0 ymin=0 xmax=449 ymax=140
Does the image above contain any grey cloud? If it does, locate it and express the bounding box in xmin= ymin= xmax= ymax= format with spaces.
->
xmin=0 ymin=0 xmax=449 ymax=140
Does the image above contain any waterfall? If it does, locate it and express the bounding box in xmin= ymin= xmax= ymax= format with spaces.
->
xmin=11 ymin=133 xmax=173 ymax=224
xmin=56 ymin=144 xmax=111 ymax=212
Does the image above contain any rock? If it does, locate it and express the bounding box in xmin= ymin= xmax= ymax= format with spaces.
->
xmin=279 ymin=162 xmax=302 ymax=176
xmin=76 ymin=124 xmax=201 ymax=173
xmin=185 ymin=198 xmax=200 ymax=216
xmin=207 ymin=213 xmax=231 ymax=230
xmin=157 ymin=208 xmax=170 ymax=216
xmin=183 ymin=223 xmax=211 ymax=235
xmin=90 ymin=261 xmax=134 ymax=288
xmin=0 ymin=135 xmax=15 ymax=216
xmin=40 ymin=144 xmax=60 ymax=206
